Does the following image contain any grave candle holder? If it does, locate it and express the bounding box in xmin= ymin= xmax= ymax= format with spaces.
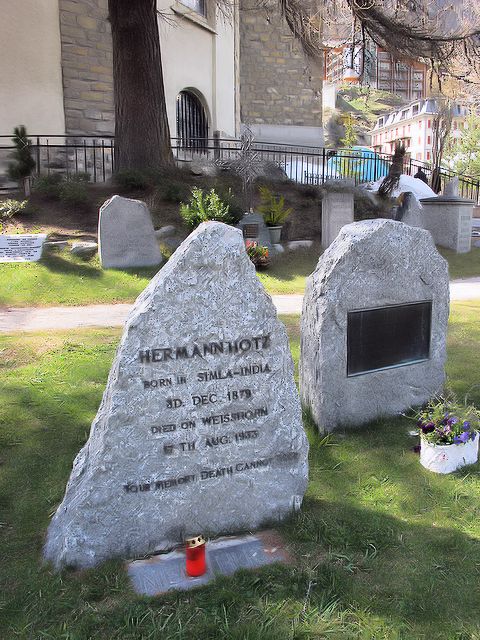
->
xmin=185 ymin=535 xmax=206 ymax=577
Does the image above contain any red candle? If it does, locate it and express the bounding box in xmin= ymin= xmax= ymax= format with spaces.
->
xmin=185 ymin=535 xmax=206 ymax=577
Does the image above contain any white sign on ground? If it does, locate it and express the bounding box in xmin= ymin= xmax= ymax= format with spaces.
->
xmin=0 ymin=234 xmax=47 ymax=263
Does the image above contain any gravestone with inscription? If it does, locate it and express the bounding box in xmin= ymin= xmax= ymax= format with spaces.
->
xmin=44 ymin=221 xmax=308 ymax=570
xmin=300 ymin=219 xmax=449 ymax=431
xmin=0 ymin=233 xmax=47 ymax=262
xmin=420 ymin=195 xmax=474 ymax=254
xmin=237 ymin=212 xmax=273 ymax=252
xmin=99 ymin=195 xmax=163 ymax=269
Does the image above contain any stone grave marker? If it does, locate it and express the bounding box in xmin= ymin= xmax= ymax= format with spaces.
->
xmin=420 ymin=195 xmax=474 ymax=254
xmin=300 ymin=219 xmax=449 ymax=431
xmin=394 ymin=192 xmax=423 ymax=228
xmin=443 ymin=177 xmax=459 ymax=198
xmin=237 ymin=211 xmax=273 ymax=252
xmin=321 ymin=191 xmax=354 ymax=249
xmin=0 ymin=233 xmax=47 ymax=262
xmin=44 ymin=222 xmax=308 ymax=570
xmin=98 ymin=195 xmax=163 ymax=269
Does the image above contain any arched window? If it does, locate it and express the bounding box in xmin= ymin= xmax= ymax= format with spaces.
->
xmin=176 ymin=90 xmax=208 ymax=151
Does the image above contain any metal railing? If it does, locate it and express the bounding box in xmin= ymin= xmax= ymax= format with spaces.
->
xmin=1 ymin=135 xmax=479 ymax=203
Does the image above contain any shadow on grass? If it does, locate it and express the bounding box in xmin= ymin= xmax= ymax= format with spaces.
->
xmin=282 ymin=496 xmax=480 ymax=634
xmin=40 ymin=252 xmax=162 ymax=282
xmin=1 ymin=379 xmax=480 ymax=638
xmin=2 ymin=335 xmax=480 ymax=638
xmin=261 ymin=246 xmax=322 ymax=285
xmin=40 ymin=253 xmax=103 ymax=278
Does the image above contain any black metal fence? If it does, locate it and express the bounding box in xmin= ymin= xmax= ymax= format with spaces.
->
xmin=1 ymin=135 xmax=479 ymax=204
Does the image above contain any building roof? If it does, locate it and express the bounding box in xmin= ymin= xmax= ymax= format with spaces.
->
xmin=372 ymin=98 xmax=468 ymax=131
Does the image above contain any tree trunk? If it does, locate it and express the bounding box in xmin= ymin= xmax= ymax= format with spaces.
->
xmin=108 ymin=0 xmax=173 ymax=171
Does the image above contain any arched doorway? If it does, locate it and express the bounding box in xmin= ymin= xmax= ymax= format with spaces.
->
xmin=176 ymin=90 xmax=208 ymax=151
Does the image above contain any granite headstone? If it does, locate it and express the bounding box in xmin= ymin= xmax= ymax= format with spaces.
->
xmin=300 ymin=219 xmax=449 ymax=431
xmin=99 ymin=195 xmax=163 ymax=269
xmin=44 ymin=222 xmax=308 ymax=570
xmin=321 ymin=191 xmax=354 ymax=249
xmin=237 ymin=212 xmax=273 ymax=252
xmin=420 ymin=195 xmax=474 ymax=254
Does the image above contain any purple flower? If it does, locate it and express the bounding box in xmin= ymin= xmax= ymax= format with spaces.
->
xmin=463 ymin=421 xmax=471 ymax=431
xmin=422 ymin=422 xmax=435 ymax=434
xmin=454 ymin=432 xmax=470 ymax=444
xmin=447 ymin=417 xmax=459 ymax=426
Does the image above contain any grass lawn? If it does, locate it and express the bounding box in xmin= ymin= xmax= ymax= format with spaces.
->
xmin=439 ymin=246 xmax=480 ymax=280
xmin=1 ymin=301 xmax=480 ymax=639
xmin=1 ymin=245 xmax=480 ymax=307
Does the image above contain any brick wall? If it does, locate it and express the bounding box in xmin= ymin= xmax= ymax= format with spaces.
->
xmin=239 ymin=0 xmax=323 ymax=127
xmin=58 ymin=0 xmax=114 ymax=136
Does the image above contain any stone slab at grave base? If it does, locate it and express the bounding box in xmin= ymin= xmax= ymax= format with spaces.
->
xmin=420 ymin=196 xmax=474 ymax=253
xmin=127 ymin=531 xmax=290 ymax=596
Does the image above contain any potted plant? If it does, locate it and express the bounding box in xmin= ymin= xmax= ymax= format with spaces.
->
xmin=258 ymin=185 xmax=292 ymax=244
xmin=245 ymin=240 xmax=269 ymax=270
xmin=416 ymin=398 xmax=480 ymax=474
xmin=180 ymin=187 xmax=234 ymax=229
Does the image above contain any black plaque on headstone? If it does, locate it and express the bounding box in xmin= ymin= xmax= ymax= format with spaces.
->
xmin=243 ymin=224 xmax=259 ymax=239
xmin=347 ymin=301 xmax=432 ymax=377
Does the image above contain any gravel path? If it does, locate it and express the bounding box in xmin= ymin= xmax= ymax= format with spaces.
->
xmin=1 ymin=281 xmax=479 ymax=333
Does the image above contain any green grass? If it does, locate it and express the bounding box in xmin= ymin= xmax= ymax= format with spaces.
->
xmin=2 ymin=245 xmax=479 ymax=307
xmin=0 ymin=253 xmax=158 ymax=307
xmin=1 ymin=302 xmax=480 ymax=638
xmin=257 ymin=248 xmax=321 ymax=295
xmin=439 ymin=246 xmax=480 ymax=280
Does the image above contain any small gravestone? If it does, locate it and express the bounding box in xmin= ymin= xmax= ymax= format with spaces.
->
xmin=71 ymin=241 xmax=98 ymax=259
xmin=0 ymin=233 xmax=46 ymax=262
xmin=44 ymin=222 xmax=308 ymax=570
xmin=237 ymin=212 xmax=273 ymax=252
xmin=300 ymin=219 xmax=449 ymax=431
xmin=421 ymin=195 xmax=474 ymax=254
xmin=99 ymin=195 xmax=163 ymax=269
xmin=395 ymin=192 xmax=423 ymax=228
xmin=443 ymin=177 xmax=459 ymax=198
xmin=321 ymin=191 xmax=354 ymax=249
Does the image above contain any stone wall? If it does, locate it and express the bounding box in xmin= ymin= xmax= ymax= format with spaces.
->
xmin=239 ymin=0 xmax=323 ymax=128
xmin=58 ymin=0 xmax=114 ymax=137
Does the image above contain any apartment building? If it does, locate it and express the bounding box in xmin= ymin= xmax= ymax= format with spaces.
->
xmin=324 ymin=42 xmax=427 ymax=102
xmin=371 ymin=99 xmax=468 ymax=163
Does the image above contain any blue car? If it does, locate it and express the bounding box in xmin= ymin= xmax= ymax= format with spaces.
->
xmin=284 ymin=146 xmax=390 ymax=184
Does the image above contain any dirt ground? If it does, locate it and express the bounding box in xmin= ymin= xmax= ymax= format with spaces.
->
xmin=1 ymin=169 xmax=383 ymax=242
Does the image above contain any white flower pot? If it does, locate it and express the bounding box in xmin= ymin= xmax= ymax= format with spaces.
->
xmin=268 ymin=226 xmax=282 ymax=244
xmin=420 ymin=433 xmax=479 ymax=474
